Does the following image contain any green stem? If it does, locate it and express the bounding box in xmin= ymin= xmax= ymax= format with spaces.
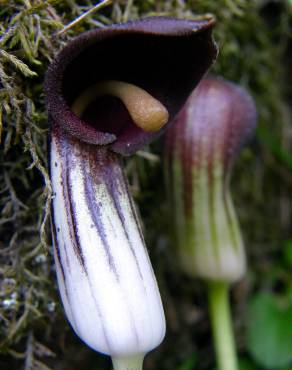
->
xmin=207 ymin=281 xmax=238 ymax=370
xmin=112 ymin=354 xmax=144 ymax=370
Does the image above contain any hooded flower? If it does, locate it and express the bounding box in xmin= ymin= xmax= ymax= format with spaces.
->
xmin=45 ymin=17 xmax=217 ymax=368
xmin=164 ymin=77 xmax=257 ymax=283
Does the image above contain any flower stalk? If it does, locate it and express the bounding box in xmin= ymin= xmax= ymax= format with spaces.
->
xmin=112 ymin=354 xmax=144 ymax=370
xmin=207 ymin=282 xmax=238 ymax=370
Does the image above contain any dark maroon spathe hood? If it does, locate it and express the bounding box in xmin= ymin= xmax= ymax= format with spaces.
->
xmin=45 ymin=16 xmax=218 ymax=155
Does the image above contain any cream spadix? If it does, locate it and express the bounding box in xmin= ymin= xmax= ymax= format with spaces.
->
xmin=45 ymin=16 xmax=217 ymax=369
xmin=72 ymin=80 xmax=169 ymax=132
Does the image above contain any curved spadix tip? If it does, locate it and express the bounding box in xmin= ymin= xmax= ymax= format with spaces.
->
xmin=71 ymin=80 xmax=169 ymax=133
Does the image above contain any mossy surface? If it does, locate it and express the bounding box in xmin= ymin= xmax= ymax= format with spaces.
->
xmin=0 ymin=1 xmax=291 ymax=369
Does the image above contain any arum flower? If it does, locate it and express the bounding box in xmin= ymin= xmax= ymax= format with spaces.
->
xmin=164 ymin=77 xmax=257 ymax=370
xmin=165 ymin=76 xmax=257 ymax=282
xmin=45 ymin=17 xmax=217 ymax=370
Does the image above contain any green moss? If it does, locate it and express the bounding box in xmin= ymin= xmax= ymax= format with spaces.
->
xmin=0 ymin=0 xmax=290 ymax=368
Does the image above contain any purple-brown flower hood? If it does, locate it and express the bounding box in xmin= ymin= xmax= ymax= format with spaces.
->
xmin=45 ymin=16 xmax=217 ymax=155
